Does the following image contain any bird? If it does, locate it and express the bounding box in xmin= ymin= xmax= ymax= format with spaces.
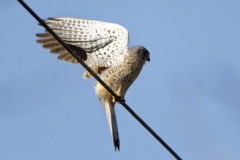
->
xmin=36 ymin=17 xmax=150 ymax=151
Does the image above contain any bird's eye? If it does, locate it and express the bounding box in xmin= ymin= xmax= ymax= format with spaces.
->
xmin=138 ymin=49 xmax=145 ymax=59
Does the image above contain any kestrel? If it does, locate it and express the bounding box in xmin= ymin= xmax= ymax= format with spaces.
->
xmin=36 ymin=17 xmax=150 ymax=151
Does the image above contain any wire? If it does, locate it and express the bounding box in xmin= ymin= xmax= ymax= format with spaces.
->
xmin=17 ymin=1 xmax=182 ymax=159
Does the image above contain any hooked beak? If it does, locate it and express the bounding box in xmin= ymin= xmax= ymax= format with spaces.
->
xmin=147 ymin=57 xmax=150 ymax=62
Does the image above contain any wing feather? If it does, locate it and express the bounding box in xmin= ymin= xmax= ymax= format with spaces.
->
xmin=36 ymin=17 xmax=129 ymax=69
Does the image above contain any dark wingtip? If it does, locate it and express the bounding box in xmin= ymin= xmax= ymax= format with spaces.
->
xmin=37 ymin=17 xmax=60 ymax=26
xmin=114 ymin=139 xmax=120 ymax=151
xmin=37 ymin=19 xmax=46 ymax=26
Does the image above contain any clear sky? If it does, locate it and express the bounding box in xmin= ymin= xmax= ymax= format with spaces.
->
xmin=0 ymin=0 xmax=240 ymax=159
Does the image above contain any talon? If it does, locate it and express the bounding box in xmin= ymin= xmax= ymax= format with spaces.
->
xmin=112 ymin=96 xmax=117 ymax=103
xmin=118 ymin=97 xmax=125 ymax=104
xmin=112 ymin=94 xmax=125 ymax=103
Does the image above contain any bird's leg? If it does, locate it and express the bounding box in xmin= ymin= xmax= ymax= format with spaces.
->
xmin=112 ymin=88 xmax=125 ymax=103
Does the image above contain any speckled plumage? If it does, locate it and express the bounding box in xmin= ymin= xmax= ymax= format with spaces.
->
xmin=36 ymin=17 xmax=150 ymax=151
xmin=36 ymin=17 xmax=128 ymax=70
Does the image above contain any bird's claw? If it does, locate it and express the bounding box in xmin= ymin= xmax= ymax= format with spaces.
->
xmin=112 ymin=95 xmax=125 ymax=104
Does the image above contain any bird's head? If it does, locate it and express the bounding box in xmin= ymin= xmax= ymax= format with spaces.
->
xmin=128 ymin=46 xmax=150 ymax=62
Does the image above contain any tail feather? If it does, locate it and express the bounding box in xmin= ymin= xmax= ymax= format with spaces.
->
xmin=104 ymin=99 xmax=120 ymax=151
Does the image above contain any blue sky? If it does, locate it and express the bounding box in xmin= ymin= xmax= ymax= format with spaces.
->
xmin=0 ymin=0 xmax=240 ymax=159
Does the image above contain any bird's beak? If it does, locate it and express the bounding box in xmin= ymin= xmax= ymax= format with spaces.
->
xmin=147 ymin=57 xmax=150 ymax=62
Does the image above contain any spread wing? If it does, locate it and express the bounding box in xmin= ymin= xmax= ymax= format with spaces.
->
xmin=36 ymin=17 xmax=129 ymax=78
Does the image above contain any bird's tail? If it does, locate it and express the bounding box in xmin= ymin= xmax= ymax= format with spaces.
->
xmin=103 ymin=99 xmax=120 ymax=151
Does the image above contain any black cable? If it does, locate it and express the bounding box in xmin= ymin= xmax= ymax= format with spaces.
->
xmin=17 ymin=1 xmax=182 ymax=159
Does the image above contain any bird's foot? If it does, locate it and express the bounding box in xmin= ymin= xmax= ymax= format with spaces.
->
xmin=112 ymin=94 xmax=125 ymax=104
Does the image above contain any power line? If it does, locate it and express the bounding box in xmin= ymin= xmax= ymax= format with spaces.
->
xmin=17 ymin=1 xmax=182 ymax=159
